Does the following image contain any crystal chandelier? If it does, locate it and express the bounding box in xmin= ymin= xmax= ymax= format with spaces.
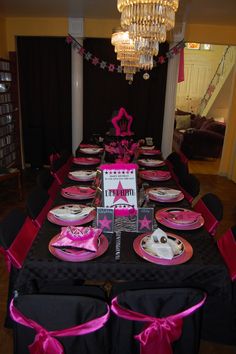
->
xmin=111 ymin=28 xmax=140 ymax=82
xmin=116 ymin=0 xmax=179 ymax=71
xmin=117 ymin=0 xmax=179 ymax=43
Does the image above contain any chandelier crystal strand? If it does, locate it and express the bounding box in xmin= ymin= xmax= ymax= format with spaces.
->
xmin=111 ymin=28 xmax=141 ymax=81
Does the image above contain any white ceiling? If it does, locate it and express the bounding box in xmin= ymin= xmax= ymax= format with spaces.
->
xmin=0 ymin=0 xmax=236 ymax=27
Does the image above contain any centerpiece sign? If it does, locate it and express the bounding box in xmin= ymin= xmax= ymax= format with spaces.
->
xmin=100 ymin=163 xmax=138 ymax=216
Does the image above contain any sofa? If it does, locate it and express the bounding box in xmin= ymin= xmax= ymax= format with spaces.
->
xmin=172 ymin=111 xmax=226 ymax=159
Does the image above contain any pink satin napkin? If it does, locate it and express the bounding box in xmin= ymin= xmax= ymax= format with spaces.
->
xmin=162 ymin=210 xmax=201 ymax=224
xmin=51 ymin=226 xmax=102 ymax=252
xmin=63 ymin=186 xmax=95 ymax=196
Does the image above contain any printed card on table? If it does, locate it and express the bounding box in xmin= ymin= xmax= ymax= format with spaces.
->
xmin=137 ymin=208 xmax=154 ymax=232
xmin=97 ymin=207 xmax=114 ymax=233
xmin=100 ymin=163 xmax=138 ymax=216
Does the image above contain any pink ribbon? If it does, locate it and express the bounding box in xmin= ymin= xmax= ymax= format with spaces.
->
xmin=10 ymin=298 xmax=110 ymax=354
xmin=111 ymin=293 xmax=206 ymax=354
xmin=0 ymin=217 xmax=38 ymax=272
xmin=194 ymin=199 xmax=218 ymax=236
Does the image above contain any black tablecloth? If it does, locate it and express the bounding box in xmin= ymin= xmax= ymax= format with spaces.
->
xmin=15 ymin=156 xmax=232 ymax=298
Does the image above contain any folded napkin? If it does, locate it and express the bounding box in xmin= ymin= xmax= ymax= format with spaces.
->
xmin=145 ymin=229 xmax=173 ymax=259
xmin=50 ymin=205 xmax=94 ymax=220
xmin=161 ymin=210 xmax=201 ymax=224
xmin=142 ymin=146 xmax=155 ymax=150
xmin=70 ymin=170 xmax=96 ymax=178
xmin=80 ymin=148 xmax=102 ymax=153
xmin=63 ymin=186 xmax=95 ymax=196
xmin=144 ymin=229 xmax=182 ymax=259
xmin=140 ymin=159 xmax=163 ymax=164
xmin=149 ymin=188 xmax=181 ymax=198
xmin=51 ymin=226 xmax=102 ymax=252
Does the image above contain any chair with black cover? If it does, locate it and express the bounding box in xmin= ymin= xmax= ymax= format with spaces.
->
xmin=179 ymin=173 xmax=200 ymax=203
xmin=193 ymin=192 xmax=223 ymax=236
xmin=26 ymin=186 xmax=53 ymax=228
xmin=0 ymin=209 xmax=38 ymax=327
xmin=201 ymin=225 xmax=236 ymax=345
xmin=165 ymin=152 xmax=188 ymax=183
xmin=10 ymin=286 xmax=110 ymax=354
xmin=110 ymin=284 xmax=206 ymax=354
xmin=50 ymin=150 xmax=72 ymax=185
xmin=37 ymin=168 xmax=59 ymax=199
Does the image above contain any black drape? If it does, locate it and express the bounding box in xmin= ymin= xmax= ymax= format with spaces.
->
xmin=83 ymin=38 xmax=169 ymax=146
xmin=17 ymin=37 xmax=71 ymax=168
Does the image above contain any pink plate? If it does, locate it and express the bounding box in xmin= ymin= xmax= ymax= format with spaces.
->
xmin=138 ymin=159 xmax=165 ymax=167
xmin=79 ymin=144 xmax=100 ymax=148
xmin=49 ymin=234 xmax=108 ymax=262
xmin=133 ymin=232 xmax=193 ymax=265
xmin=61 ymin=186 xmax=96 ymax=200
xmin=73 ymin=157 xmax=101 ymax=165
xmin=148 ymin=190 xmax=184 ymax=203
xmin=139 ymin=170 xmax=171 ymax=181
xmin=68 ymin=170 xmax=96 ymax=182
xmin=139 ymin=149 xmax=161 ymax=156
xmin=155 ymin=208 xmax=204 ymax=230
xmin=47 ymin=207 xmax=96 ymax=226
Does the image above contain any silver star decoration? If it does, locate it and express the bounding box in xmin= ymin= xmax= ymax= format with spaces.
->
xmin=85 ymin=52 xmax=92 ymax=61
xmin=100 ymin=61 xmax=107 ymax=69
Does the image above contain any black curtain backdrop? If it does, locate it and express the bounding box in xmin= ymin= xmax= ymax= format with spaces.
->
xmin=83 ymin=38 xmax=169 ymax=146
xmin=17 ymin=37 xmax=71 ymax=168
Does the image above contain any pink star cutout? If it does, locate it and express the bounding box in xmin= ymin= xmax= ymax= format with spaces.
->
xmin=98 ymin=216 xmax=112 ymax=230
xmin=139 ymin=215 xmax=152 ymax=230
xmin=158 ymin=56 xmax=165 ymax=64
xmin=111 ymin=107 xmax=133 ymax=136
xmin=111 ymin=181 xmax=129 ymax=203
xmin=92 ymin=57 xmax=99 ymax=65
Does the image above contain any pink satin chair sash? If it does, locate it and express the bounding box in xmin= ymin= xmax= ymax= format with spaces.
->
xmin=0 ymin=217 xmax=38 ymax=272
xmin=217 ymin=228 xmax=236 ymax=281
xmin=111 ymin=293 xmax=206 ymax=354
xmin=10 ymin=298 xmax=110 ymax=354
xmin=194 ymin=199 xmax=218 ymax=236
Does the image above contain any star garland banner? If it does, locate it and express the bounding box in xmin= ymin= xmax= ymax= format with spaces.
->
xmin=66 ymin=34 xmax=185 ymax=74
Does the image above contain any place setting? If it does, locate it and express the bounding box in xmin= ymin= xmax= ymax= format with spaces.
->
xmin=137 ymin=158 xmax=165 ymax=167
xmin=68 ymin=169 xmax=97 ymax=182
xmin=48 ymin=226 xmax=109 ymax=262
xmin=155 ymin=207 xmax=204 ymax=230
xmin=61 ymin=185 xmax=96 ymax=200
xmin=146 ymin=187 xmax=184 ymax=203
xmin=72 ymin=157 xmax=101 ymax=166
xmin=79 ymin=147 xmax=104 ymax=155
xmin=139 ymin=169 xmax=171 ymax=181
xmin=133 ymin=227 xmax=193 ymax=265
xmin=47 ymin=204 xmax=96 ymax=226
xmin=139 ymin=147 xmax=161 ymax=156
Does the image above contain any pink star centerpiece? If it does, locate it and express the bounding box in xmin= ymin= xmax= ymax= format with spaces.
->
xmin=139 ymin=215 xmax=152 ymax=230
xmin=111 ymin=107 xmax=134 ymax=136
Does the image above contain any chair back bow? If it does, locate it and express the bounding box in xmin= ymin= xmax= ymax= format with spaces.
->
xmin=111 ymin=293 xmax=206 ymax=354
xmin=10 ymin=298 xmax=110 ymax=354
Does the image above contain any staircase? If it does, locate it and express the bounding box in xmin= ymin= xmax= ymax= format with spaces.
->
xmin=198 ymin=46 xmax=236 ymax=116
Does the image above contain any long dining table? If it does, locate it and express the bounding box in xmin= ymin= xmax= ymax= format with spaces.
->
xmin=14 ymin=148 xmax=232 ymax=300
